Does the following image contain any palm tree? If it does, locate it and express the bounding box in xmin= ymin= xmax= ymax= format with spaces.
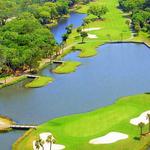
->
xmin=138 ymin=122 xmax=145 ymax=138
xmin=39 ymin=138 xmax=45 ymax=150
xmin=80 ymin=31 xmax=88 ymax=43
xmin=147 ymin=113 xmax=150 ymax=132
xmin=35 ymin=140 xmax=40 ymax=150
xmin=46 ymin=135 xmax=56 ymax=150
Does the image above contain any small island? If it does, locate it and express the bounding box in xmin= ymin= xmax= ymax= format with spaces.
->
xmin=25 ymin=76 xmax=54 ymax=88
xmin=52 ymin=61 xmax=81 ymax=74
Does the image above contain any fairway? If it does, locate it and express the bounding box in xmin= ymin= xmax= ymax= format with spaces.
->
xmin=13 ymin=94 xmax=150 ymax=150
xmin=67 ymin=0 xmax=131 ymax=57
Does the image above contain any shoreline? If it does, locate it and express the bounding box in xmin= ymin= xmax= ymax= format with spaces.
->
xmin=0 ymin=40 xmax=149 ymax=90
xmin=0 ymin=115 xmax=15 ymax=132
xmin=13 ymin=94 xmax=150 ymax=150
xmin=2 ymin=0 xmax=150 ymax=149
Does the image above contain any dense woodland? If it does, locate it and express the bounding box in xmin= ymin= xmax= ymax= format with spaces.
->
xmin=119 ymin=0 xmax=150 ymax=34
xmin=0 ymin=0 xmax=149 ymax=76
xmin=0 ymin=0 xmax=92 ymax=76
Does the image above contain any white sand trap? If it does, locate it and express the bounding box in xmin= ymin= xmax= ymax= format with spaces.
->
xmin=88 ymin=34 xmax=98 ymax=39
xmin=82 ymin=28 xmax=101 ymax=32
xmin=130 ymin=110 xmax=150 ymax=125
xmin=33 ymin=132 xmax=65 ymax=150
xmin=89 ymin=132 xmax=128 ymax=144
xmin=40 ymin=132 xmax=52 ymax=141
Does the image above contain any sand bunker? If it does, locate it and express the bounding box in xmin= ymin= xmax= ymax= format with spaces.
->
xmin=82 ymin=28 xmax=101 ymax=32
xmin=88 ymin=34 xmax=98 ymax=39
xmin=33 ymin=132 xmax=65 ymax=150
xmin=130 ymin=110 xmax=150 ymax=125
xmin=89 ymin=132 xmax=128 ymax=144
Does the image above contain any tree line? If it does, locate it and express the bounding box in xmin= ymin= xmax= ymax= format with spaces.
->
xmin=0 ymin=0 xmax=93 ymax=76
xmin=119 ymin=0 xmax=150 ymax=34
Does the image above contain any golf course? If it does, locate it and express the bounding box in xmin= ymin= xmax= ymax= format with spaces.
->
xmin=0 ymin=0 xmax=150 ymax=149
xmin=11 ymin=0 xmax=150 ymax=150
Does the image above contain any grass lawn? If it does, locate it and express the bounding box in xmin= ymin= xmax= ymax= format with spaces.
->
xmin=66 ymin=0 xmax=132 ymax=57
xmin=25 ymin=76 xmax=54 ymax=88
xmin=52 ymin=61 xmax=81 ymax=74
xmin=13 ymin=94 xmax=150 ymax=150
xmin=66 ymin=0 xmax=149 ymax=58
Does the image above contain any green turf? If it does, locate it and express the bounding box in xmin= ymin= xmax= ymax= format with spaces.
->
xmin=13 ymin=94 xmax=150 ymax=150
xmin=66 ymin=0 xmax=149 ymax=58
xmin=25 ymin=76 xmax=53 ymax=88
xmin=52 ymin=61 xmax=81 ymax=74
xmin=66 ymin=0 xmax=132 ymax=57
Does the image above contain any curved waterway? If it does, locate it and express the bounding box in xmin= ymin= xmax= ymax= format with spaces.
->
xmin=0 ymin=13 xmax=150 ymax=150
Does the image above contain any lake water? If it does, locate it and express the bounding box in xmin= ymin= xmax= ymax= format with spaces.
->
xmin=0 ymin=12 xmax=150 ymax=150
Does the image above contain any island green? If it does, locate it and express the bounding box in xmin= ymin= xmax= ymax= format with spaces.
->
xmin=53 ymin=61 xmax=81 ymax=74
xmin=25 ymin=76 xmax=53 ymax=88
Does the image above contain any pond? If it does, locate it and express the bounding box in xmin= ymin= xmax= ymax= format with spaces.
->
xmin=0 ymin=13 xmax=150 ymax=150
xmin=0 ymin=12 xmax=86 ymax=150
xmin=51 ymin=12 xmax=86 ymax=43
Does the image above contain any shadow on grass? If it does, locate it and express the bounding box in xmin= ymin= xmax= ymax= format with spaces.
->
xmin=133 ymin=137 xmax=140 ymax=141
xmin=79 ymin=42 xmax=86 ymax=44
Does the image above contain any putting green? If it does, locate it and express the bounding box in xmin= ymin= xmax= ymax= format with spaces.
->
xmin=13 ymin=94 xmax=150 ymax=150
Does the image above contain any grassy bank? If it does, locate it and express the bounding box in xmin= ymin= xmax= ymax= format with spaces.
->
xmin=0 ymin=76 xmax=27 ymax=89
xmin=13 ymin=94 xmax=150 ymax=150
xmin=66 ymin=0 xmax=149 ymax=58
xmin=0 ymin=60 xmax=51 ymax=89
xmin=66 ymin=0 xmax=131 ymax=57
xmin=53 ymin=61 xmax=81 ymax=74
xmin=25 ymin=76 xmax=54 ymax=88
xmin=0 ymin=115 xmax=14 ymax=132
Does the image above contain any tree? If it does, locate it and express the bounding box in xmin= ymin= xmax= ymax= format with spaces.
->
xmin=59 ymin=42 xmax=65 ymax=54
xmin=77 ymin=26 xmax=82 ymax=34
xmin=147 ymin=114 xmax=150 ymax=132
xmin=88 ymin=5 xmax=108 ymax=19
xmin=0 ymin=12 xmax=56 ymax=74
xmin=0 ymin=0 xmax=17 ymax=26
xmin=46 ymin=135 xmax=56 ymax=150
xmin=119 ymin=0 xmax=150 ymax=34
xmin=39 ymin=138 xmax=45 ymax=150
xmin=138 ymin=122 xmax=145 ymax=138
xmin=65 ymin=24 xmax=73 ymax=34
xmin=35 ymin=140 xmax=40 ymax=150
xmin=62 ymin=33 xmax=69 ymax=42
xmin=80 ymin=31 xmax=88 ymax=43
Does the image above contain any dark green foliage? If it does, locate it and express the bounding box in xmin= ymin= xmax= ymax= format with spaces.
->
xmin=80 ymin=31 xmax=88 ymax=43
xmin=88 ymin=4 xmax=108 ymax=19
xmin=0 ymin=13 xmax=55 ymax=74
xmin=119 ymin=0 xmax=150 ymax=34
